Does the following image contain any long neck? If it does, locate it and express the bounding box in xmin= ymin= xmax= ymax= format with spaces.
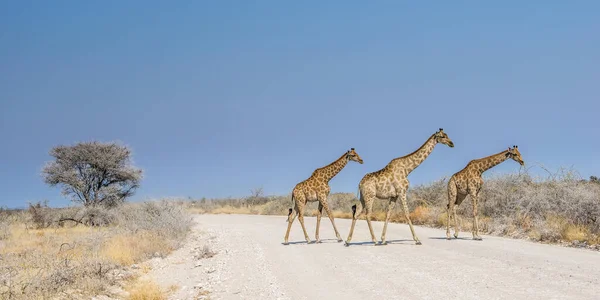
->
xmin=473 ymin=150 xmax=509 ymax=174
xmin=391 ymin=134 xmax=437 ymax=175
xmin=314 ymin=153 xmax=349 ymax=182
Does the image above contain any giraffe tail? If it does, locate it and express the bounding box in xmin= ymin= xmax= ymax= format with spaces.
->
xmin=286 ymin=194 xmax=294 ymax=222
xmin=351 ymin=185 xmax=360 ymax=217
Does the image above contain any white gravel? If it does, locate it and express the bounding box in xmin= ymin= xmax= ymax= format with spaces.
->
xmin=147 ymin=214 xmax=600 ymax=300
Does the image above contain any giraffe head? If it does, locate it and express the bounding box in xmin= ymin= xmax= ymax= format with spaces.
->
xmin=506 ymin=145 xmax=525 ymax=166
xmin=434 ymin=128 xmax=454 ymax=148
xmin=346 ymin=148 xmax=364 ymax=164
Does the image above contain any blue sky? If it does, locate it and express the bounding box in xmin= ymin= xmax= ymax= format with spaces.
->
xmin=1 ymin=1 xmax=599 ymax=208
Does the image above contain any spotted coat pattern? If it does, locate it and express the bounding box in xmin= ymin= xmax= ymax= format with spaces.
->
xmin=446 ymin=146 xmax=525 ymax=240
xmin=345 ymin=129 xmax=454 ymax=246
xmin=284 ymin=148 xmax=363 ymax=245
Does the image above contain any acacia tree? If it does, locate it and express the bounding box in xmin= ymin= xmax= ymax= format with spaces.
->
xmin=42 ymin=141 xmax=143 ymax=208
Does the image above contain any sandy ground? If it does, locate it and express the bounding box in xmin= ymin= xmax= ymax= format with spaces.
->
xmin=146 ymin=214 xmax=600 ymax=300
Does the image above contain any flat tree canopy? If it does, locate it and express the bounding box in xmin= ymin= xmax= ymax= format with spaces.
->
xmin=42 ymin=141 xmax=143 ymax=207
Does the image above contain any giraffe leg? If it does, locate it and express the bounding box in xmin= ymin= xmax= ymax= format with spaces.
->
xmin=320 ymin=200 xmax=343 ymax=242
xmin=380 ymin=198 xmax=396 ymax=245
xmin=315 ymin=202 xmax=323 ymax=243
xmin=283 ymin=207 xmax=298 ymax=245
xmin=446 ymin=202 xmax=453 ymax=240
xmin=364 ymin=201 xmax=378 ymax=245
xmin=297 ymin=205 xmax=312 ymax=244
xmin=471 ymin=191 xmax=482 ymax=240
xmin=446 ymin=187 xmax=456 ymax=240
xmin=453 ymin=205 xmax=460 ymax=238
xmin=400 ymin=192 xmax=421 ymax=245
xmin=344 ymin=203 xmax=364 ymax=246
xmin=453 ymin=193 xmax=466 ymax=239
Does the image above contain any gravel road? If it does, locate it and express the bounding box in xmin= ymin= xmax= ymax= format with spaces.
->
xmin=148 ymin=214 xmax=600 ymax=300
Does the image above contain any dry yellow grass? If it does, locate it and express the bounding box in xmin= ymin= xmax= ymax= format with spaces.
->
xmin=126 ymin=278 xmax=168 ymax=300
xmin=101 ymin=231 xmax=172 ymax=265
xmin=561 ymin=224 xmax=589 ymax=242
xmin=1 ymin=224 xmax=103 ymax=255
xmin=409 ymin=205 xmax=430 ymax=224
xmin=0 ymin=224 xmax=112 ymax=299
xmin=1 ymin=201 xmax=192 ymax=300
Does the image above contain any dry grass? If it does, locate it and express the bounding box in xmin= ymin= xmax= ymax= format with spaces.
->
xmin=101 ymin=231 xmax=172 ymax=265
xmin=0 ymin=200 xmax=192 ymax=300
xmin=189 ymin=168 xmax=600 ymax=247
xmin=126 ymin=278 xmax=171 ymax=300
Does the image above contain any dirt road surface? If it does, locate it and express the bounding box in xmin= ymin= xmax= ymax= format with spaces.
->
xmin=146 ymin=214 xmax=600 ymax=300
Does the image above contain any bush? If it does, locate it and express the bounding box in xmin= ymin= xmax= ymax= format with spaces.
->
xmin=27 ymin=200 xmax=55 ymax=229
xmin=116 ymin=200 xmax=192 ymax=241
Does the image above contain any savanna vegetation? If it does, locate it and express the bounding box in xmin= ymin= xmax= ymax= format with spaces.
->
xmin=2 ymin=139 xmax=598 ymax=299
xmin=189 ymin=169 xmax=600 ymax=248
xmin=0 ymin=141 xmax=194 ymax=300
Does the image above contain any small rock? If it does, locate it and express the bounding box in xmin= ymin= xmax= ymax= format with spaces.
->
xmin=195 ymin=262 xmax=202 ymax=268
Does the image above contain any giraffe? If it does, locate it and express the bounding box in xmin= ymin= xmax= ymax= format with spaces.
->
xmin=345 ymin=128 xmax=454 ymax=246
xmin=283 ymin=148 xmax=364 ymax=245
xmin=446 ymin=145 xmax=524 ymax=240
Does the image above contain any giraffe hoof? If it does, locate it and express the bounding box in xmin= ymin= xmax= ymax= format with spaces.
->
xmin=337 ymin=239 xmax=343 ymax=243
xmin=473 ymin=237 xmax=482 ymax=241
xmin=454 ymin=234 xmax=459 ymax=239
xmin=415 ymin=241 xmax=422 ymax=245
xmin=315 ymin=240 xmax=322 ymax=244
xmin=380 ymin=241 xmax=388 ymax=245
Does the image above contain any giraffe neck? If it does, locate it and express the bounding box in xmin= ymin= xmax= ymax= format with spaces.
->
xmin=314 ymin=152 xmax=349 ymax=182
xmin=391 ymin=134 xmax=437 ymax=175
xmin=473 ymin=150 xmax=510 ymax=174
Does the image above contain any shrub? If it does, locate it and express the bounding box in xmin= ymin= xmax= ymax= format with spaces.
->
xmin=27 ymin=200 xmax=54 ymax=229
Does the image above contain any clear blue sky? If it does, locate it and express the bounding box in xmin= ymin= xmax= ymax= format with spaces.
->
xmin=1 ymin=2 xmax=598 ymax=208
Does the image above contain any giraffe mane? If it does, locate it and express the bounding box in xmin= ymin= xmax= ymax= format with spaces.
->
xmin=467 ymin=149 xmax=509 ymax=166
xmin=389 ymin=133 xmax=436 ymax=163
xmin=313 ymin=152 xmax=347 ymax=173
